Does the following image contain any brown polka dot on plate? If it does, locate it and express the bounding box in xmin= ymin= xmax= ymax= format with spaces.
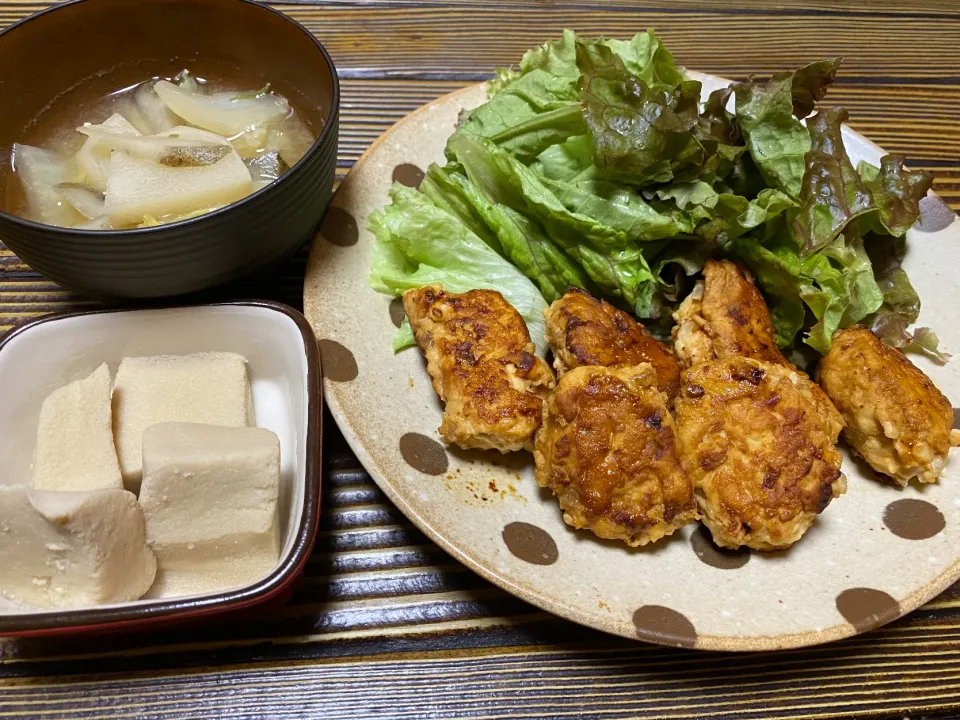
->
xmin=389 ymin=297 xmax=406 ymax=329
xmin=883 ymin=499 xmax=945 ymax=540
xmin=399 ymin=432 xmax=448 ymax=475
xmin=392 ymin=163 xmax=425 ymax=189
xmin=502 ymin=522 xmax=558 ymax=565
xmin=690 ymin=525 xmax=750 ymax=569
xmin=915 ymin=196 xmax=957 ymax=233
xmin=953 ymin=408 xmax=959 ymax=430
xmin=835 ymin=588 xmax=900 ymax=633
xmin=632 ymin=605 xmax=697 ymax=648
xmin=317 ymin=339 xmax=359 ymax=382
xmin=318 ymin=206 xmax=359 ymax=247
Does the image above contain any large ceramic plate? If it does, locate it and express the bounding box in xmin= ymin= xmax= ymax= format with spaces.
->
xmin=304 ymin=74 xmax=960 ymax=651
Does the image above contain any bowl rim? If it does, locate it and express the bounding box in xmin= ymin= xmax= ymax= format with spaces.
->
xmin=0 ymin=300 xmax=323 ymax=636
xmin=0 ymin=0 xmax=340 ymax=239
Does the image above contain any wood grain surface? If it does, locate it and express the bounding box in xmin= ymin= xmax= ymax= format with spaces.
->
xmin=1 ymin=1 xmax=959 ymax=718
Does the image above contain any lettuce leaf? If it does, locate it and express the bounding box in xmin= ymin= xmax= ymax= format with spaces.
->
xmin=453 ymin=31 xmax=583 ymax=163
xmin=790 ymin=58 xmax=842 ymax=119
xmin=488 ymin=29 xmax=580 ymax=97
xmin=733 ymin=72 xmax=810 ymax=198
xmin=654 ymin=180 xmax=718 ymax=210
xmin=730 ymin=100 xmax=891 ymax=352
xmin=799 ymin=227 xmax=882 ymax=351
xmin=576 ymin=41 xmax=704 ymax=186
xmin=419 ymin=162 xmax=504 ymax=255
xmin=368 ymin=183 xmax=548 ymax=352
xmin=732 ymin=220 xmax=882 ymax=353
xmin=858 ymin=155 xmax=934 ymax=236
xmin=692 ymin=86 xmax=749 ymax=183
xmin=449 ymin=132 xmax=663 ymax=315
xmin=721 ymin=151 xmax=768 ymax=199
xmin=602 ymin=30 xmax=686 ymax=88
xmin=729 ymin=231 xmax=808 ymax=347
xmin=792 ymin=107 xmax=875 ymax=254
xmin=864 ymin=232 xmax=947 ymax=362
xmin=696 ymin=87 xmax=740 ymax=145
xmin=645 ymin=239 xmax=714 ymax=324
xmin=452 ymin=96 xmax=583 ymax=164
xmin=423 ymin=163 xmax=589 ymax=302
xmin=733 ymin=59 xmax=839 ymax=198
xmin=370 ymin=32 xmax=939 ymax=363
xmin=467 ymin=30 xmax=698 ymax=167
xmin=542 ymin=176 xmax=697 ymax=241
xmin=494 ymin=205 xmax=591 ymax=302
xmin=655 ymin=182 xmax=796 ymax=245
xmin=531 ymin=134 xmax=595 ymax=182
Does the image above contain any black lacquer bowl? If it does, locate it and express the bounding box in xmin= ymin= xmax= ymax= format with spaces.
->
xmin=0 ymin=0 xmax=339 ymax=298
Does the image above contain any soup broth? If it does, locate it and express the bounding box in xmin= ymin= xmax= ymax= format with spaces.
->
xmin=4 ymin=71 xmax=317 ymax=230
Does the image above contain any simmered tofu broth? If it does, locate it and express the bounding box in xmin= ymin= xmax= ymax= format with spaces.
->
xmin=4 ymin=71 xmax=317 ymax=229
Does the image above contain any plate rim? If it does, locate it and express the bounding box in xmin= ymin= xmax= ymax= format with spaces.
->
xmin=307 ymin=80 xmax=960 ymax=652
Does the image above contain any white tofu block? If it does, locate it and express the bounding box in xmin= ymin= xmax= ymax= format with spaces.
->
xmin=139 ymin=423 xmax=280 ymax=595
xmin=113 ymin=353 xmax=253 ymax=492
xmin=33 ymin=363 xmax=123 ymax=492
xmin=0 ymin=487 xmax=157 ymax=609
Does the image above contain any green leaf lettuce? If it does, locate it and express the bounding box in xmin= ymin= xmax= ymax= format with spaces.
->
xmin=369 ymin=183 xmax=549 ymax=353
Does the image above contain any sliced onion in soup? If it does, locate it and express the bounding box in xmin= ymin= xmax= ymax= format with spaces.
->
xmin=12 ymin=144 xmax=85 ymax=227
xmin=265 ymin=115 xmax=315 ymax=168
xmin=75 ymin=113 xmax=142 ymax=191
xmin=57 ymin=183 xmax=106 ymax=219
xmin=135 ymin=82 xmax=181 ymax=134
xmin=154 ymin=80 xmax=289 ymax=137
xmin=77 ymin=125 xmax=230 ymax=167
xmin=245 ymin=151 xmax=288 ymax=191
xmin=74 ymin=214 xmax=113 ymax=230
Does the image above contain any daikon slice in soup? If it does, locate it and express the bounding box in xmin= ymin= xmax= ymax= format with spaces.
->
xmin=4 ymin=71 xmax=318 ymax=230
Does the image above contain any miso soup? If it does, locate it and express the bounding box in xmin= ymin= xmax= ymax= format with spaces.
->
xmin=4 ymin=71 xmax=317 ymax=230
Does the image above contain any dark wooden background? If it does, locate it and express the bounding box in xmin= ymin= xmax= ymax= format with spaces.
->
xmin=2 ymin=1 xmax=960 ymax=718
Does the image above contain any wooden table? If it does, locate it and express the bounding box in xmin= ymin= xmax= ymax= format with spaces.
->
xmin=2 ymin=1 xmax=960 ymax=718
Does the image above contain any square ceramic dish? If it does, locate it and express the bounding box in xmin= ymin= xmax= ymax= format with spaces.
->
xmin=0 ymin=301 xmax=321 ymax=635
